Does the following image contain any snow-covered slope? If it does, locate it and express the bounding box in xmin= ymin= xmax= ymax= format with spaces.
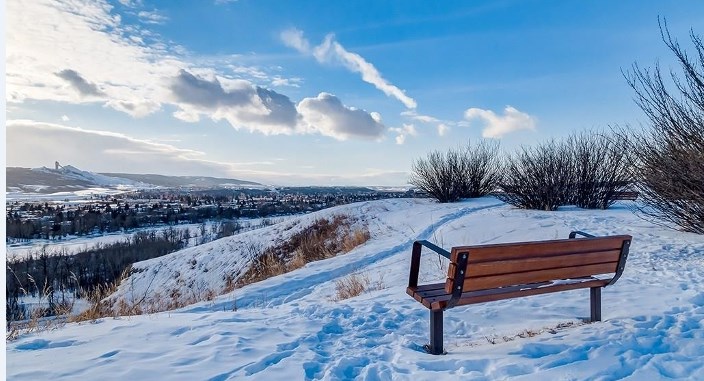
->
xmin=43 ymin=165 xmax=148 ymax=188
xmin=6 ymin=165 xmax=262 ymax=196
xmin=7 ymin=197 xmax=704 ymax=380
xmin=6 ymin=165 xmax=149 ymax=195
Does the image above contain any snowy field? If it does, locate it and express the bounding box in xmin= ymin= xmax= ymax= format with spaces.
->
xmin=6 ymin=197 xmax=704 ymax=380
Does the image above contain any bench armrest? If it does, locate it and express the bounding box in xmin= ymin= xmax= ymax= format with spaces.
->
xmin=408 ymin=240 xmax=450 ymax=288
xmin=569 ymin=230 xmax=595 ymax=239
xmin=414 ymin=240 xmax=451 ymax=259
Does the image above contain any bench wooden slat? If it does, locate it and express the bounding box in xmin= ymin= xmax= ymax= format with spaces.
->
xmin=447 ymin=249 xmax=621 ymax=279
xmin=448 ymin=262 xmax=617 ymax=293
xmin=411 ymin=278 xmax=609 ymax=310
xmin=450 ymin=236 xmax=630 ymax=262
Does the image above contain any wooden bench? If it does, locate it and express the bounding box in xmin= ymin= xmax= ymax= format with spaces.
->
xmin=406 ymin=231 xmax=632 ymax=354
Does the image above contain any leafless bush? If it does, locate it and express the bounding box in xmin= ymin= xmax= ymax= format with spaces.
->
xmin=410 ymin=140 xmax=501 ymax=203
xmin=623 ymin=20 xmax=704 ymax=233
xmin=497 ymin=139 xmax=575 ymax=211
xmin=567 ymin=131 xmax=632 ymax=209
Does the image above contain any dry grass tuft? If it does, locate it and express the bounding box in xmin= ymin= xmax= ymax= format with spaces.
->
xmin=341 ymin=228 xmax=371 ymax=253
xmin=332 ymin=271 xmax=386 ymax=301
xmin=333 ymin=273 xmax=371 ymax=301
xmin=460 ymin=321 xmax=583 ymax=348
xmin=237 ymin=214 xmax=370 ymax=288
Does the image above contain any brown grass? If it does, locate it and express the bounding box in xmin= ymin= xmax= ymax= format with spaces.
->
xmin=333 ymin=271 xmax=386 ymax=301
xmin=333 ymin=273 xmax=370 ymax=301
xmin=341 ymin=228 xmax=371 ymax=253
xmin=237 ymin=214 xmax=370 ymax=288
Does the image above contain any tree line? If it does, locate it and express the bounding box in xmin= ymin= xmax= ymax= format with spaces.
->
xmin=6 ymin=228 xmax=188 ymax=322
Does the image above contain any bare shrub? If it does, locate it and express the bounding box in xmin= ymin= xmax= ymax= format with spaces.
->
xmin=497 ymin=139 xmax=575 ymax=211
xmin=624 ymin=20 xmax=704 ymax=233
xmin=567 ymin=131 xmax=632 ymax=209
xmin=410 ymin=150 xmax=458 ymax=202
xmin=410 ymin=140 xmax=501 ymax=203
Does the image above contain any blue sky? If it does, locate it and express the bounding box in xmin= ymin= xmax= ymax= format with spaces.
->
xmin=5 ymin=0 xmax=704 ymax=186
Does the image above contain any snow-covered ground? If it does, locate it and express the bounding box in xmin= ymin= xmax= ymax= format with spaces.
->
xmin=7 ymin=197 xmax=704 ymax=380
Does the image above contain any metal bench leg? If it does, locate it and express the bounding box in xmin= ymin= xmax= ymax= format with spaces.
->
xmin=590 ymin=287 xmax=602 ymax=322
xmin=428 ymin=309 xmax=444 ymax=355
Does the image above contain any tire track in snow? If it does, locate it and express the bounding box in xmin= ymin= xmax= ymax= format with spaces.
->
xmin=183 ymin=202 xmax=504 ymax=313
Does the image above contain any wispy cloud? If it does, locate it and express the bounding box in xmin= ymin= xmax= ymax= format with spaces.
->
xmin=281 ymin=28 xmax=417 ymax=109
xmin=137 ymin=10 xmax=168 ymax=25
xmin=400 ymin=110 xmax=440 ymax=124
xmin=401 ymin=110 xmax=452 ymax=137
xmin=390 ymin=123 xmax=417 ymax=145
xmin=464 ymin=106 xmax=536 ymax=138
xmin=270 ymin=76 xmax=302 ymax=88
xmin=280 ymin=28 xmax=310 ymax=54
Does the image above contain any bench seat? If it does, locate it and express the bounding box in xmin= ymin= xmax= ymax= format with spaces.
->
xmin=407 ymin=277 xmax=609 ymax=310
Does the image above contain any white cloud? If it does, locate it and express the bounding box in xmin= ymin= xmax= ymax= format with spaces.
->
xmin=281 ymin=28 xmax=417 ymax=109
xmin=169 ymin=69 xmax=299 ymax=135
xmin=137 ymin=10 xmax=168 ymax=25
xmin=270 ymin=76 xmax=302 ymax=88
xmin=61 ymin=115 xmax=70 ymax=122
xmin=280 ymin=28 xmax=311 ymax=54
xmin=400 ymin=110 xmax=440 ymax=124
xmin=401 ymin=110 xmax=451 ymax=137
xmin=390 ymin=123 xmax=418 ymax=145
xmin=118 ymin=0 xmax=142 ymax=6
xmin=297 ymin=93 xmax=386 ymax=140
xmin=464 ymin=106 xmax=536 ymax=138
xmin=437 ymin=123 xmax=450 ymax=136
xmin=105 ymin=99 xmax=162 ymax=118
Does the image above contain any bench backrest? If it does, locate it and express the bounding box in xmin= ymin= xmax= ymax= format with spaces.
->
xmin=445 ymin=235 xmax=632 ymax=294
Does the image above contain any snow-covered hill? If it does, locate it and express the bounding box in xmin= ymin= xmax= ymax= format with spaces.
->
xmin=6 ymin=165 xmax=261 ymax=196
xmin=7 ymin=197 xmax=704 ymax=380
xmin=41 ymin=165 xmax=149 ymax=188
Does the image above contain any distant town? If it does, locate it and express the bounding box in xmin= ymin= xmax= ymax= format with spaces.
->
xmin=6 ymin=187 xmax=420 ymax=241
